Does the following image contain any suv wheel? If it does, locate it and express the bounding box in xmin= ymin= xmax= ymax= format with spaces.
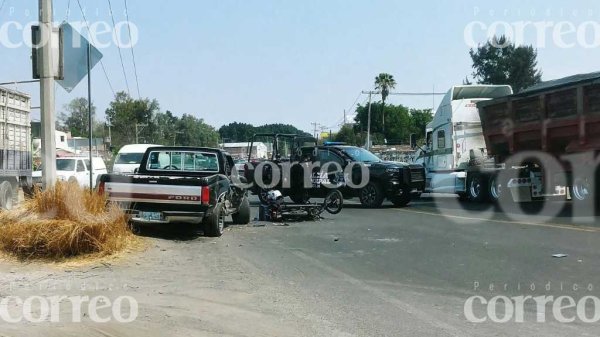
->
xmin=391 ymin=185 xmax=412 ymax=207
xmin=359 ymin=182 xmax=385 ymax=208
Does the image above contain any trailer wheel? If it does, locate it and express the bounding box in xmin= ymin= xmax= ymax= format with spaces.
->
xmin=488 ymin=175 xmax=502 ymax=203
xmin=468 ymin=174 xmax=488 ymax=202
xmin=0 ymin=182 xmax=14 ymax=210
xmin=571 ymin=177 xmax=592 ymax=202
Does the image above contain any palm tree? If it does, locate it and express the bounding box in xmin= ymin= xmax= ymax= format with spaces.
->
xmin=374 ymin=73 xmax=396 ymax=134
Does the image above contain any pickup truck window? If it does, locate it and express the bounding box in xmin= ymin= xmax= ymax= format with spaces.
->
xmin=147 ymin=151 xmax=220 ymax=172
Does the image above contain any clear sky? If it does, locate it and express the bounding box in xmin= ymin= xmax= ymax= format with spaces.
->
xmin=1 ymin=0 xmax=600 ymax=134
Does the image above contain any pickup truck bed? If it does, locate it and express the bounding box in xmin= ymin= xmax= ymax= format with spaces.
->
xmin=99 ymin=147 xmax=251 ymax=237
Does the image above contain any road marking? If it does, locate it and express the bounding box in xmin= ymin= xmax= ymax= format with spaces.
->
xmin=396 ymin=208 xmax=600 ymax=233
xmin=289 ymin=250 xmax=467 ymax=337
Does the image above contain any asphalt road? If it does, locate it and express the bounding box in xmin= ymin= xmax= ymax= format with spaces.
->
xmin=1 ymin=195 xmax=600 ymax=336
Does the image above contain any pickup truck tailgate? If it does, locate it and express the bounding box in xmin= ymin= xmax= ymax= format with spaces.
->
xmin=106 ymin=182 xmax=203 ymax=204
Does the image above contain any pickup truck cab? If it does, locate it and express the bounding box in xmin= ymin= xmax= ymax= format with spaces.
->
xmin=98 ymin=147 xmax=251 ymax=237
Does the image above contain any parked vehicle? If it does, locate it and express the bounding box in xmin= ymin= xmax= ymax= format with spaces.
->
xmin=244 ymin=133 xmax=426 ymax=208
xmin=415 ymin=72 xmax=600 ymax=210
xmin=98 ymin=147 xmax=251 ymax=237
xmin=413 ymin=85 xmax=513 ymax=200
xmin=475 ymin=72 xmax=600 ymax=208
xmin=112 ymin=144 xmax=162 ymax=174
xmin=0 ymin=87 xmax=32 ymax=209
xmin=33 ymin=157 xmax=108 ymax=189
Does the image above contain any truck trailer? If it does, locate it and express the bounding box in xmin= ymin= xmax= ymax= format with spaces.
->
xmin=0 ymin=86 xmax=32 ymax=209
xmin=475 ymin=72 xmax=600 ymax=209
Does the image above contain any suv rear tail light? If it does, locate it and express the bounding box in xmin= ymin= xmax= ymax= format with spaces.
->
xmin=201 ymin=186 xmax=210 ymax=205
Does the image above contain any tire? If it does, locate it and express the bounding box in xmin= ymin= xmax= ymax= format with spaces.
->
xmin=571 ymin=176 xmax=596 ymax=215
xmin=203 ymin=203 xmax=225 ymax=237
xmin=232 ymin=196 xmax=251 ymax=225
xmin=0 ymin=181 xmax=14 ymax=210
xmin=457 ymin=192 xmax=469 ymax=202
xmin=391 ymin=185 xmax=412 ymax=207
xmin=290 ymin=192 xmax=310 ymax=204
xmin=323 ymin=189 xmax=343 ymax=214
xmin=488 ymin=175 xmax=502 ymax=203
xmin=359 ymin=182 xmax=385 ymax=208
xmin=257 ymin=188 xmax=269 ymax=204
xmin=467 ymin=174 xmax=488 ymax=203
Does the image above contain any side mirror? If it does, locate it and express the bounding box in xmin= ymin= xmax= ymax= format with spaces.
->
xmin=409 ymin=134 xmax=417 ymax=149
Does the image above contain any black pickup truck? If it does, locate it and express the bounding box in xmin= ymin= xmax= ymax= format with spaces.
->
xmin=98 ymin=147 xmax=250 ymax=237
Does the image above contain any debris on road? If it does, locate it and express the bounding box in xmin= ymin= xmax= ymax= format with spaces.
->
xmin=552 ymin=254 xmax=568 ymax=258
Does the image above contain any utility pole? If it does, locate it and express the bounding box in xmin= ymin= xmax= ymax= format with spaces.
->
xmin=39 ymin=0 xmax=56 ymax=188
xmin=87 ymin=42 xmax=94 ymax=190
xmin=343 ymin=109 xmax=346 ymax=125
xmin=135 ymin=123 xmax=147 ymax=143
xmin=362 ymin=91 xmax=376 ymax=150
xmin=311 ymin=122 xmax=319 ymax=140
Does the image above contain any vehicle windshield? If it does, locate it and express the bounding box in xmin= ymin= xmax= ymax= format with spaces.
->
xmin=146 ymin=151 xmax=220 ymax=172
xmin=341 ymin=147 xmax=382 ymax=163
xmin=56 ymin=159 xmax=76 ymax=171
xmin=115 ymin=153 xmax=144 ymax=164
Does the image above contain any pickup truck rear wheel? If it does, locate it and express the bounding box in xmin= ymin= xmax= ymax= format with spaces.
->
xmin=203 ymin=203 xmax=225 ymax=237
xmin=232 ymin=196 xmax=251 ymax=225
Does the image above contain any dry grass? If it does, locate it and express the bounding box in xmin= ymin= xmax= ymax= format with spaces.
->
xmin=0 ymin=181 xmax=138 ymax=260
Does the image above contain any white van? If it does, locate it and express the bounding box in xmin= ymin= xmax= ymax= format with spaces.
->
xmin=32 ymin=157 xmax=108 ymax=188
xmin=112 ymin=144 xmax=162 ymax=174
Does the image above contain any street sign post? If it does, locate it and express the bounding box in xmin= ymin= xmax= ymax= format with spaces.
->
xmin=56 ymin=23 xmax=103 ymax=93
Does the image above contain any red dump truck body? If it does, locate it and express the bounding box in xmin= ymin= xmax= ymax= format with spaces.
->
xmin=478 ymin=72 xmax=600 ymax=164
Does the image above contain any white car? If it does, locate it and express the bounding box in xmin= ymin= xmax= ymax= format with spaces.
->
xmin=112 ymin=144 xmax=162 ymax=174
xmin=33 ymin=157 xmax=108 ymax=189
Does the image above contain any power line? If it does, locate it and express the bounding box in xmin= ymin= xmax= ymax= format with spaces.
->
xmin=107 ymin=0 xmax=131 ymax=95
xmin=75 ymin=0 xmax=116 ymax=97
xmin=124 ymin=0 xmax=141 ymax=98
xmin=0 ymin=0 xmax=7 ymax=15
xmin=65 ymin=0 xmax=71 ymax=21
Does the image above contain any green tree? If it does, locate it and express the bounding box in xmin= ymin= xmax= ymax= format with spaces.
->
xmin=334 ymin=124 xmax=359 ymax=145
xmin=468 ymin=35 xmax=542 ymax=93
xmin=59 ymin=97 xmax=96 ymax=137
xmin=176 ymin=114 xmax=219 ymax=147
xmin=409 ymin=109 xmax=433 ymax=142
xmin=218 ymin=123 xmax=311 ymax=142
xmin=105 ymin=92 xmax=160 ymax=149
xmin=354 ymin=102 xmax=411 ymax=145
xmin=374 ymin=73 xmax=396 ymax=133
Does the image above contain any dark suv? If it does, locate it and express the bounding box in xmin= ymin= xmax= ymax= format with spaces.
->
xmin=308 ymin=145 xmax=425 ymax=207
xmin=245 ymin=139 xmax=425 ymax=208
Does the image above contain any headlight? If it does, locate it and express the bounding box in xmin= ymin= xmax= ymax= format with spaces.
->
xmin=386 ymin=168 xmax=400 ymax=174
xmin=57 ymin=175 xmax=67 ymax=181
